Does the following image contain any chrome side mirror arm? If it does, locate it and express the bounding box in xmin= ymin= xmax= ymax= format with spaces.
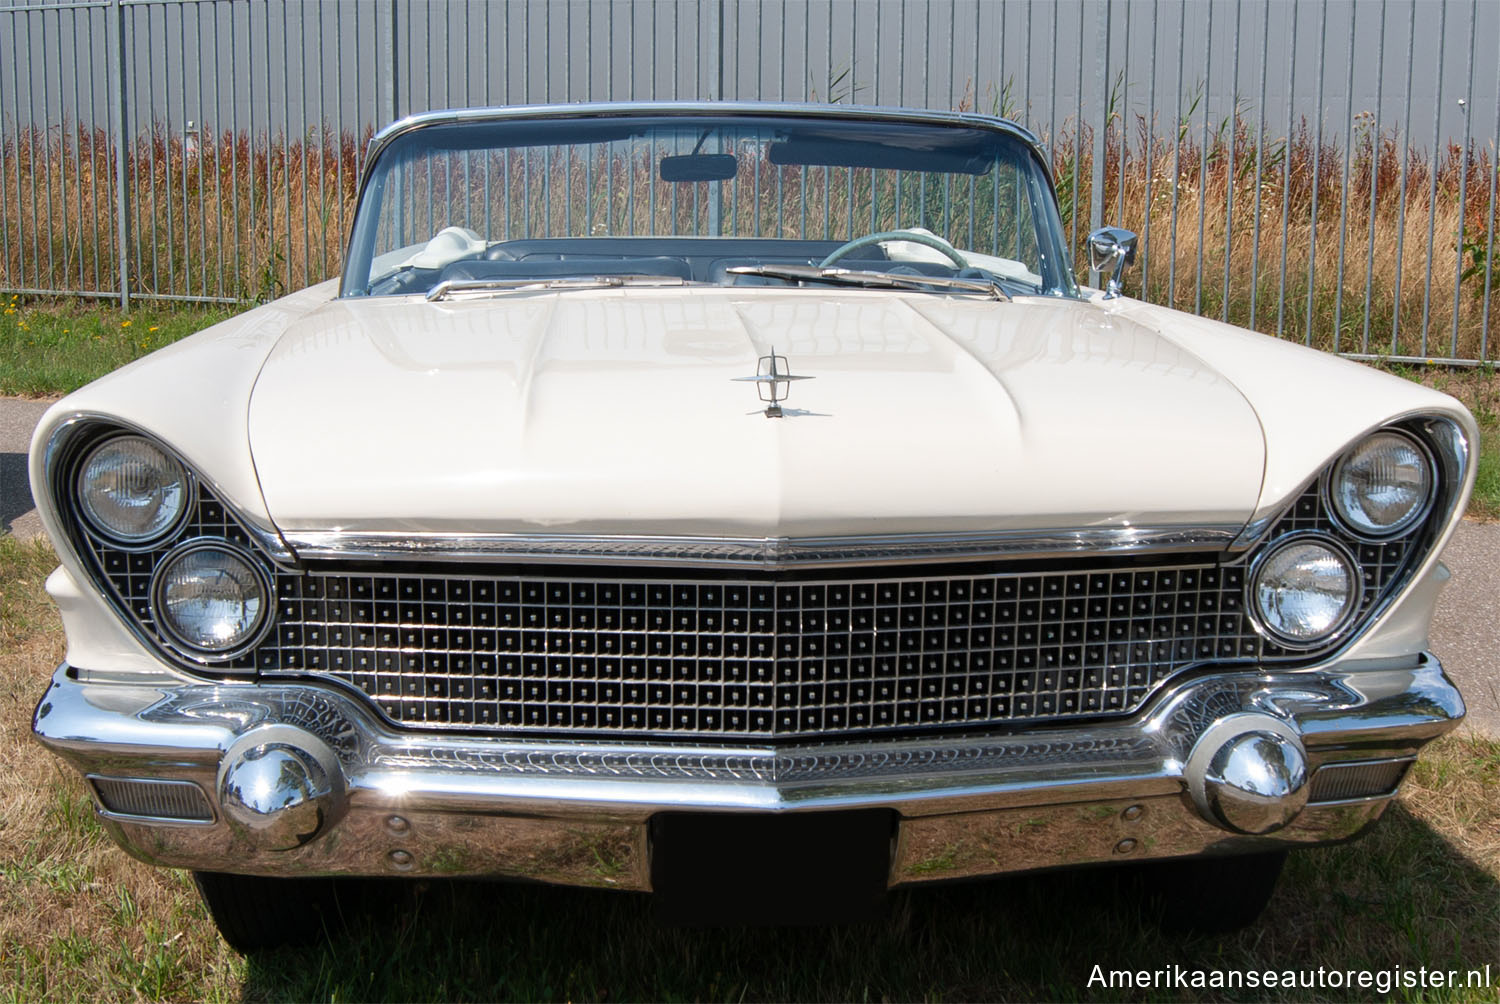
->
xmin=1087 ymin=226 xmax=1138 ymax=299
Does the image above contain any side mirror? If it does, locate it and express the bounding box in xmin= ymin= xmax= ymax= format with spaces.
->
xmin=1087 ymin=226 xmax=1138 ymax=299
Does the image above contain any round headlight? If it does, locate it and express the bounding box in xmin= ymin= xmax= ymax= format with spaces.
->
xmin=76 ymin=435 xmax=189 ymax=544
xmin=1251 ymin=537 xmax=1360 ymax=646
xmin=1329 ymin=431 xmax=1433 ymax=538
xmin=152 ymin=543 xmax=270 ymax=656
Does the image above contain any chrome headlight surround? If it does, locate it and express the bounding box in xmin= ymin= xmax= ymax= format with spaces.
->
xmin=74 ymin=433 xmax=193 ymax=548
xmin=45 ymin=417 xmax=285 ymax=673
xmin=150 ymin=539 xmax=276 ymax=660
xmin=1246 ymin=532 xmax=1363 ymax=649
xmin=1325 ymin=429 xmax=1436 ymax=540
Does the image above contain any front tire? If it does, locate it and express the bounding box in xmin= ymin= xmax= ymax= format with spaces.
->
xmin=192 ymin=871 xmax=347 ymax=952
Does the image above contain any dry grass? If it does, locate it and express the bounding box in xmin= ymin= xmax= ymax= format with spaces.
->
xmin=2 ymin=112 xmax=1496 ymax=359
xmin=1 ymin=534 xmax=1497 ymax=1001
xmin=1056 ymin=108 xmax=1500 ymax=361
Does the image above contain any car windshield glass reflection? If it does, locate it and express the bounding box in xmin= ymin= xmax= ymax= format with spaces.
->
xmin=343 ymin=113 xmax=1077 ymax=300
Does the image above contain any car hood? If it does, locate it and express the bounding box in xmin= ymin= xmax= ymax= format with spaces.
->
xmin=247 ymin=289 xmax=1266 ymax=539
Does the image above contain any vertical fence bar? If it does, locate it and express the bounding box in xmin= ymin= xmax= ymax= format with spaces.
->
xmin=1140 ymin=0 xmax=1158 ymax=297
xmin=8 ymin=10 xmax=26 ymax=291
xmin=70 ymin=6 xmax=86 ymax=292
xmin=1483 ymin=32 xmax=1500 ymax=359
xmin=1391 ymin=0 xmax=1416 ymax=354
xmin=1115 ymin=0 xmax=1129 ymax=231
xmin=1332 ymin=2 xmax=1357 ymax=352
xmin=1303 ymin=1 xmax=1329 ymax=347
xmin=1362 ymin=0 xmax=1388 ymax=355
xmin=1088 ymin=0 xmax=1108 ymax=287
xmin=1219 ymin=0 xmax=1240 ymax=323
xmin=0 ymin=14 xmax=9 ymax=291
xmin=37 ymin=12 xmax=58 ymax=289
xmin=87 ymin=7 xmax=103 ymax=294
xmin=1449 ymin=0 xmax=1477 ymax=357
xmin=1276 ymin=0 xmax=1298 ymax=337
xmin=176 ymin=2 xmax=189 ymax=297
xmin=19 ymin=13 xmax=39 ymax=288
xmin=113 ymin=0 xmax=130 ymax=308
xmin=1249 ymin=0 xmax=1268 ymax=330
xmin=1168 ymin=0 xmax=1184 ymax=306
xmin=1419 ymin=0 xmax=1448 ymax=354
xmin=1192 ymin=0 xmax=1211 ymax=315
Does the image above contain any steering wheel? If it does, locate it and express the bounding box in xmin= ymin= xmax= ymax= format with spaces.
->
xmin=819 ymin=229 xmax=970 ymax=270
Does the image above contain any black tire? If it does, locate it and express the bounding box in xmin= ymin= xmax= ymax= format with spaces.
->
xmin=192 ymin=871 xmax=347 ymax=953
xmin=1141 ymin=850 xmax=1288 ymax=935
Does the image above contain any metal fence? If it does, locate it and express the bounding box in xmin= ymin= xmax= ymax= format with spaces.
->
xmin=1 ymin=0 xmax=1497 ymax=364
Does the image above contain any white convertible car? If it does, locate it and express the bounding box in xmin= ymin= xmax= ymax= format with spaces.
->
xmin=30 ymin=103 xmax=1475 ymax=949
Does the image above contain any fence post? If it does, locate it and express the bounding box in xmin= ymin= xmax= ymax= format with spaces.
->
xmin=1088 ymin=0 xmax=1109 ymax=288
xmin=112 ymin=0 xmax=130 ymax=311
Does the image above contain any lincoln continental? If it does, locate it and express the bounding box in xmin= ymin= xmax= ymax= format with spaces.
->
xmin=30 ymin=103 xmax=1473 ymax=949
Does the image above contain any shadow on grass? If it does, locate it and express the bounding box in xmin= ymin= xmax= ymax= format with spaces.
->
xmin=241 ymin=803 xmax=1498 ymax=1003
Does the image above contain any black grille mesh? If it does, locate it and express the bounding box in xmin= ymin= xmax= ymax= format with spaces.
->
xmin=72 ymin=455 xmax=1427 ymax=741
xmin=256 ymin=562 xmax=1256 ymax=734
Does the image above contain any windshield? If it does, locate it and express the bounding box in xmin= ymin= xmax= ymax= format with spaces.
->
xmin=342 ymin=111 xmax=1078 ymax=300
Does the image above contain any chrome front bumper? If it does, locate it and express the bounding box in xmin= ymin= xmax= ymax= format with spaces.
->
xmin=33 ymin=655 xmax=1463 ymax=891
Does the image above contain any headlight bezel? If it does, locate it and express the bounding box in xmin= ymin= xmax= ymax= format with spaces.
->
xmin=1245 ymin=531 xmax=1364 ymax=649
xmin=74 ymin=433 xmax=194 ymax=548
xmin=1324 ymin=429 xmax=1437 ymax=541
xmin=47 ymin=418 xmax=284 ymax=671
xmin=149 ymin=539 xmax=276 ymax=660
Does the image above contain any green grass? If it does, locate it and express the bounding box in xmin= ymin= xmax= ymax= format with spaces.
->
xmin=0 ymin=294 xmax=242 ymax=397
xmin=2 ymin=539 xmax=1499 ymax=1001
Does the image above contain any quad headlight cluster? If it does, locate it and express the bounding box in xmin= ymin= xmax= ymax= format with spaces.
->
xmin=1248 ymin=428 xmax=1436 ymax=649
xmin=71 ymin=432 xmax=274 ymax=660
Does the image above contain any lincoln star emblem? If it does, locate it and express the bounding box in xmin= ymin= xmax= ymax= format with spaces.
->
xmin=732 ymin=348 xmax=813 ymax=418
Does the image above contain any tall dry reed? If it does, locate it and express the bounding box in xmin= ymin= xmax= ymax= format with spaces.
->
xmin=1 ymin=112 xmax=1496 ymax=360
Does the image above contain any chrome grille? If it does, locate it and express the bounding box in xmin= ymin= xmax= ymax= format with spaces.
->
xmin=1309 ymin=759 xmax=1412 ymax=802
xmin=89 ymin=776 xmax=214 ymax=821
xmin=254 ymin=561 xmax=1260 ymax=736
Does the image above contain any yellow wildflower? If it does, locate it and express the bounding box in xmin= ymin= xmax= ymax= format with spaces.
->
xmin=121 ymin=320 xmax=132 ymax=328
xmin=148 ymin=325 xmax=159 ymax=332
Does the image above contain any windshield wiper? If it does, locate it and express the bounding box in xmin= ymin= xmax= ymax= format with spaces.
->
xmin=425 ymin=275 xmax=691 ymax=302
xmin=723 ymin=264 xmax=1011 ymax=301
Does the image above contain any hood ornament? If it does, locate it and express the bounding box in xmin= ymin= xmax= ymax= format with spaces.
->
xmin=732 ymin=348 xmax=813 ymax=418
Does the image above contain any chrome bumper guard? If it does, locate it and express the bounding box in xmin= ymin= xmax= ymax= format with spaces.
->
xmin=33 ymin=655 xmax=1463 ymax=891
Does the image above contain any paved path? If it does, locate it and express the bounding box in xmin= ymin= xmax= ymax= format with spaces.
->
xmin=1429 ymin=520 xmax=1500 ymax=738
xmin=2 ymin=395 xmax=1495 ymax=736
xmin=1 ymin=396 xmax=53 ymax=540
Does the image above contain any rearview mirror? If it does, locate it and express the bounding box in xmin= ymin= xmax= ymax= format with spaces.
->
xmin=660 ymin=154 xmax=738 ymax=183
xmin=1087 ymin=226 xmax=1138 ymax=299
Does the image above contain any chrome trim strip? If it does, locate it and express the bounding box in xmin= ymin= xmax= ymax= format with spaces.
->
xmin=279 ymin=525 xmax=1243 ymax=569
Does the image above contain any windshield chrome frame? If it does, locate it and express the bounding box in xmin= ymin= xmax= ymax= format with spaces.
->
xmin=340 ymin=102 xmax=1077 ymax=300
